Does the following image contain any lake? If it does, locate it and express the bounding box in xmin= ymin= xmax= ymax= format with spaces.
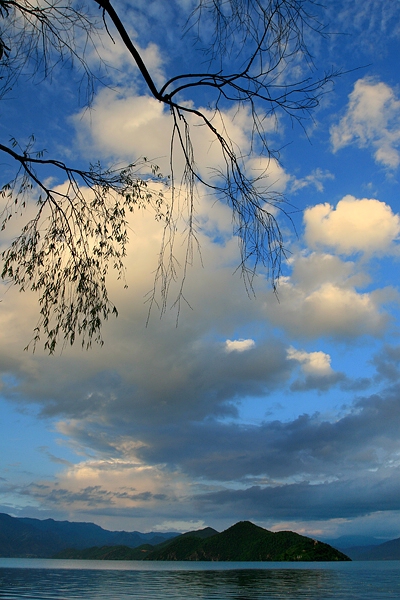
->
xmin=0 ymin=558 xmax=399 ymax=599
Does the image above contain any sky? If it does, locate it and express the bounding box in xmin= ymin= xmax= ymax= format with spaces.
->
xmin=1 ymin=0 xmax=400 ymax=541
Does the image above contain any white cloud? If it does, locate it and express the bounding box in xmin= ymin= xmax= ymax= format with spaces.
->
xmin=245 ymin=156 xmax=291 ymax=194
xmin=225 ymin=339 xmax=256 ymax=353
xmin=304 ymin=195 xmax=400 ymax=255
xmin=280 ymin=281 xmax=393 ymax=339
xmin=265 ymin=252 xmax=396 ymax=340
xmin=290 ymin=169 xmax=334 ymax=193
xmin=286 ymin=345 xmax=345 ymax=391
xmin=330 ymin=78 xmax=400 ymax=169
xmin=287 ymin=346 xmax=333 ymax=377
xmin=74 ymin=90 xmax=171 ymax=164
xmin=9 ymin=454 xmax=199 ymax=531
xmin=74 ymin=87 xmax=284 ymax=193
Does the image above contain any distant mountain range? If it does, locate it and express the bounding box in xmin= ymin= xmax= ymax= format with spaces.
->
xmin=338 ymin=538 xmax=400 ymax=561
xmin=0 ymin=512 xmax=177 ymax=558
xmin=322 ymin=535 xmax=392 ymax=549
xmin=1 ymin=512 xmax=399 ymax=560
xmin=320 ymin=534 xmax=400 ymax=560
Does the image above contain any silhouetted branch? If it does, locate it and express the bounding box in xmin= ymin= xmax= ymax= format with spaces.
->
xmin=1 ymin=0 xmax=340 ymax=349
xmin=1 ymin=139 xmax=165 ymax=352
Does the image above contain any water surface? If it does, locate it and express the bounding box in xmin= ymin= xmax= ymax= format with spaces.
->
xmin=0 ymin=558 xmax=399 ymax=599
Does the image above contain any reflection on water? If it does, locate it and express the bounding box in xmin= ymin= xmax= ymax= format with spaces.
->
xmin=0 ymin=561 xmax=399 ymax=599
xmin=174 ymin=569 xmax=337 ymax=599
xmin=0 ymin=568 xmax=335 ymax=599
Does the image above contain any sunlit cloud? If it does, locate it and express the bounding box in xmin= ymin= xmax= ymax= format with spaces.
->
xmin=287 ymin=346 xmax=345 ymax=392
xmin=265 ymin=251 xmax=396 ymax=340
xmin=225 ymin=339 xmax=256 ymax=353
xmin=287 ymin=346 xmax=333 ymax=376
xmin=304 ymin=195 xmax=400 ymax=255
xmin=330 ymin=78 xmax=400 ymax=169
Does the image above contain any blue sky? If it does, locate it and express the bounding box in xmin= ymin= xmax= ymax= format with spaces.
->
xmin=1 ymin=0 xmax=400 ymax=540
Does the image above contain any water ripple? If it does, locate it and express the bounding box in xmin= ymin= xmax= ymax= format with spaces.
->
xmin=0 ymin=561 xmax=399 ymax=599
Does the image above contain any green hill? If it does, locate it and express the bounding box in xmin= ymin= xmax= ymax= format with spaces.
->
xmin=53 ymin=527 xmax=219 ymax=560
xmin=52 ymin=521 xmax=350 ymax=562
xmin=145 ymin=521 xmax=350 ymax=562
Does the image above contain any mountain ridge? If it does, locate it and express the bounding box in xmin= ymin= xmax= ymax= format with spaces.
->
xmin=142 ymin=521 xmax=350 ymax=562
xmin=2 ymin=512 xmax=400 ymax=560
xmin=0 ymin=512 xmax=177 ymax=558
xmin=343 ymin=537 xmax=400 ymax=561
xmin=55 ymin=521 xmax=350 ymax=562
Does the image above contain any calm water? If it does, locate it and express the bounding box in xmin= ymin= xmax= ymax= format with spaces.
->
xmin=0 ymin=559 xmax=399 ymax=599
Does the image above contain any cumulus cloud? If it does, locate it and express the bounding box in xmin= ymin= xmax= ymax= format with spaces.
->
xmin=245 ymin=156 xmax=291 ymax=194
xmin=0 ymin=197 xmax=293 ymax=430
xmin=265 ymin=252 xmax=396 ymax=340
xmin=287 ymin=347 xmax=333 ymax=376
xmin=0 ymin=458 xmax=191 ymax=531
xmin=274 ymin=281 xmax=393 ymax=339
xmin=85 ymin=31 xmax=165 ymax=87
xmin=286 ymin=346 xmax=345 ymax=392
xmin=304 ymin=195 xmax=400 ymax=255
xmin=225 ymin=339 xmax=256 ymax=353
xmin=264 ymin=197 xmax=400 ymax=340
xmin=74 ymin=87 xmax=286 ymax=199
xmin=74 ymin=91 xmax=171 ymax=164
xmin=330 ymin=78 xmax=400 ymax=169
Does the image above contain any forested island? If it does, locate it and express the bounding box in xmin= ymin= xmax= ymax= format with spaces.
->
xmin=54 ymin=521 xmax=350 ymax=562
